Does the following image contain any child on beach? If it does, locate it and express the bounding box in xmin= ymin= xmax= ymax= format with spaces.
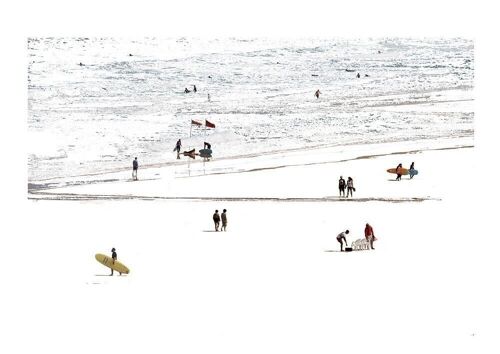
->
xmin=221 ymin=209 xmax=227 ymax=231
xmin=213 ymin=210 xmax=220 ymax=231
xmin=339 ymin=176 xmax=346 ymax=197
xmin=346 ymin=177 xmax=355 ymax=197
xmin=337 ymin=230 xmax=350 ymax=251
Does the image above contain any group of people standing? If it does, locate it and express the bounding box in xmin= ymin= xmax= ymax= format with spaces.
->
xmin=338 ymin=176 xmax=355 ymax=197
xmin=336 ymin=223 xmax=376 ymax=252
xmin=213 ymin=209 xmax=228 ymax=232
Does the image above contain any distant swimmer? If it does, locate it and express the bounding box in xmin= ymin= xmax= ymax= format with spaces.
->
xmin=78 ymin=62 xmax=84 ymax=66
xmin=132 ymin=157 xmax=138 ymax=181
xmin=129 ymin=53 xmax=133 ymax=56
xmin=207 ymin=93 xmax=211 ymax=102
xmin=337 ymin=230 xmax=350 ymax=252
xmin=208 ymin=75 xmax=212 ymax=79
xmin=396 ymin=163 xmax=403 ymax=181
xmin=364 ymin=74 xmax=370 ymax=77
xmin=378 ymin=50 xmax=382 ymax=54
xmin=356 ymin=73 xmax=361 ymax=78
xmin=184 ymin=88 xmax=191 ymax=93
xmin=315 ymin=89 xmax=321 ymax=99
xmin=110 ymin=248 xmax=121 ymax=276
xmin=193 ymin=85 xmax=197 ymax=93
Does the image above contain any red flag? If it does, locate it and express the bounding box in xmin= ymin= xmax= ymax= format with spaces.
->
xmin=191 ymin=119 xmax=202 ymax=126
xmin=205 ymin=119 xmax=215 ymax=128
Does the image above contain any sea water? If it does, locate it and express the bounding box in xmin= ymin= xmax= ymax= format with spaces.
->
xmin=28 ymin=37 xmax=473 ymax=181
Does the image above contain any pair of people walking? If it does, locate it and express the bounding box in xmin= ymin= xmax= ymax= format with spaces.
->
xmin=212 ymin=209 xmax=228 ymax=232
xmin=338 ymin=176 xmax=355 ymax=197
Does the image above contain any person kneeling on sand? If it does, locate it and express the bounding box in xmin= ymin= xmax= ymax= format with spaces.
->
xmin=213 ymin=210 xmax=220 ymax=231
xmin=337 ymin=230 xmax=350 ymax=251
xmin=364 ymin=223 xmax=377 ymax=250
xmin=221 ymin=209 xmax=227 ymax=231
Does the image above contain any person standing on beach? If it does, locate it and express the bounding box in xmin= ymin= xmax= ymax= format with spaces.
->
xmin=346 ymin=177 xmax=355 ymax=197
xmin=396 ymin=163 xmax=403 ymax=181
xmin=132 ymin=157 xmax=138 ymax=181
xmin=110 ymin=247 xmax=120 ymax=276
xmin=337 ymin=230 xmax=350 ymax=252
xmin=221 ymin=209 xmax=228 ymax=231
xmin=213 ymin=210 xmax=220 ymax=231
xmin=409 ymin=162 xmax=416 ymax=179
xmin=338 ymin=176 xmax=346 ymax=197
xmin=315 ymin=89 xmax=321 ymax=99
xmin=364 ymin=223 xmax=376 ymax=250
xmin=174 ymin=139 xmax=182 ymax=159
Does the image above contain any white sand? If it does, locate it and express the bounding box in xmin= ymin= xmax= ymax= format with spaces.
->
xmin=13 ymin=137 xmax=497 ymax=353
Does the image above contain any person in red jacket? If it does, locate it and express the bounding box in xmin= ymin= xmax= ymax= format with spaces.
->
xmin=364 ymin=223 xmax=377 ymax=250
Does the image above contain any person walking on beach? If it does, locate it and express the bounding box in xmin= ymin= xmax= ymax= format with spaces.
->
xmin=110 ymin=247 xmax=120 ymax=276
xmin=213 ymin=210 xmax=220 ymax=231
xmin=409 ymin=162 xmax=416 ymax=179
xmin=346 ymin=177 xmax=355 ymax=197
xmin=338 ymin=176 xmax=346 ymax=197
xmin=132 ymin=157 xmax=138 ymax=181
xmin=396 ymin=163 xmax=403 ymax=181
xmin=337 ymin=230 xmax=350 ymax=252
xmin=315 ymin=89 xmax=321 ymax=99
xmin=174 ymin=139 xmax=182 ymax=159
xmin=221 ymin=209 xmax=228 ymax=231
xmin=364 ymin=223 xmax=376 ymax=250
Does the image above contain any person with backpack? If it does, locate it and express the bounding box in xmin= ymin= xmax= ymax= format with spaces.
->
xmin=338 ymin=176 xmax=346 ymax=197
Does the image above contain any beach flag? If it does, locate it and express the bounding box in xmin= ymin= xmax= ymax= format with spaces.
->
xmin=205 ymin=119 xmax=215 ymax=128
xmin=191 ymin=119 xmax=203 ymax=126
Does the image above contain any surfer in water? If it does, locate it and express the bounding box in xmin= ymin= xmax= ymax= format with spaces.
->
xmin=315 ymin=89 xmax=321 ymax=99
xmin=184 ymin=87 xmax=191 ymax=93
xmin=337 ymin=230 xmax=350 ymax=252
xmin=204 ymin=142 xmax=211 ymax=150
xmin=396 ymin=163 xmax=403 ymax=181
xmin=110 ymin=248 xmax=121 ymax=276
xmin=193 ymin=85 xmax=197 ymax=93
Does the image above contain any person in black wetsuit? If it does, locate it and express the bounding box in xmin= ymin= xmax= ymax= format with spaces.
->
xmin=204 ymin=142 xmax=211 ymax=150
xmin=110 ymin=248 xmax=118 ymax=276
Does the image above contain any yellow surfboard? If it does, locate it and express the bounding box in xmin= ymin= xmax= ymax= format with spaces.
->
xmin=95 ymin=254 xmax=130 ymax=274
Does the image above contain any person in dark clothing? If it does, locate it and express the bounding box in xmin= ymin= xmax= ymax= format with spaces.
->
xmin=132 ymin=157 xmax=138 ymax=180
xmin=174 ymin=139 xmax=182 ymax=159
xmin=204 ymin=142 xmax=211 ymax=150
xmin=213 ymin=210 xmax=220 ymax=231
xmin=221 ymin=209 xmax=227 ymax=231
xmin=193 ymin=85 xmax=197 ymax=93
xmin=364 ymin=223 xmax=376 ymax=250
xmin=110 ymin=248 xmax=119 ymax=276
xmin=315 ymin=89 xmax=321 ymax=99
xmin=338 ymin=176 xmax=346 ymax=197
xmin=337 ymin=230 xmax=350 ymax=252
xmin=356 ymin=73 xmax=361 ymax=78
xmin=396 ymin=163 xmax=403 ymax=181
xmin=409 ymin=162 xmax=416 ymax=179
xmin=184 ymin=87 xmax=190 ymax=93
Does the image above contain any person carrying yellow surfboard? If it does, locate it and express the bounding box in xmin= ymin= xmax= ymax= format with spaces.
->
xmin=110 ymin=248 xmax=121 ymax=276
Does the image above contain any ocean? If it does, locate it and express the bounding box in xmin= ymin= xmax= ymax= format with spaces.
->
xmin=27 ymin=37 xmax=474 ymax=181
